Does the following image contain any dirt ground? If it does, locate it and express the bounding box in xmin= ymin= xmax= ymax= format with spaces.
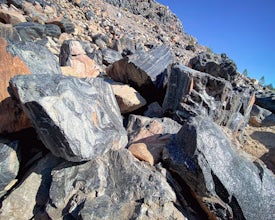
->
xmin=242 ymin=124 xmax=275 ymax=173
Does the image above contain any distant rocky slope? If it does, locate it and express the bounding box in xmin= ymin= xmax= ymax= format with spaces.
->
xmin=0 ymin=0 xmax=274 ymax=219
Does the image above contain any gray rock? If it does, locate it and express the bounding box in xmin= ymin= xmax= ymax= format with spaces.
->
xmin=0 ymin=140 xmax=19 ymax=198
xmin=6 ymin=40 xmax=62 ymax=75
xmin=162 ymin=64 xmax=255 ymax=134
xmin=250 ymin=104 xmax=275 ymax=126
xmin=0 ymin=23 xmax=20 ymax=41
xmin=46 ymin=149 xmax=186 ymax=219
xmin=9 ymin=74 xmax=128 ymax=162
xmin=0 ymin=153 xmax=63 ymax=220
xmin=14 ymin=22 xmax=45 ymax=41
xmin=189 ymin=52 xmax=237 ymax=81
xmin=144 ymin=102 xmax=163 ymax=118
xmin=163 ymin=116 xmax=275 ymax=220
xmin=256 ymin=91 xmax=275 ymax=114
xmin=102 ymin=48 xmax=123 ymax=65
xmin=45 ymin=24 xmax=61 ymax=38
xmin=106 ymin=45 xmax=174 ymax=103
xmin=48 ymin=18 xmax=75 ymax=34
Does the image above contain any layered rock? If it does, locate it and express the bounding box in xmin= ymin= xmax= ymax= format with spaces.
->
xmin=0 ymin=140 xmax=19 ymax=198
xmin=163 ymin=116 xmax=275 ymax=219
xmin=46 ymin=149 xmax=185 ymax=219
xmin=9 ymin=74 xmax=128 ymax=162
xmin=106 ymin=45 xmax=174 ymax=103
xmin=162 ymin=64 xmax=255 ymax=135
xmin=189 ymin=52 xmax=237 ymax=81
xmin=256 ymin=91 xmax=275 ymax=114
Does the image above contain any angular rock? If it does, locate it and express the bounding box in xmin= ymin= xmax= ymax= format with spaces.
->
xmin=256 ymin=91 xmax=275 ymax=114
xmin=14 ymin=22 xmax=45 ymax=41
xmin=249 ymin=104 xmax=275 ymax=127
xmin=47 ymin=18 xmax=75 ymax=34
xmin=105 ymin=79 xmax=146 ymax=114
xmin=163 ymin=116 xmax=275 ymax=220
xmin=0 ymin=9 xmax=26 ymax=25
xmin=9 ymin=74 xmax=128 ymax=162
xmin=45 ymin=23 xmax=61 ymax=38
xmin=0 ymin=140 xmax=19 ymax=198
xmin=0 ymin=153 xmax=63 ymax=220
xmin=128 ymin=143 xmax=154 ymax=165
xmin=0 ymin=23 xmax=20 ymax=41
xmin=0 ymin=38 xmax=31 ymax=133
xmin=6 ymin=39 xmax=62 ymax=75
xmin=102 ymin=48 xmax=123 ymax=65
xmin=60 ymin=40 xmax=100 ymax=78
xmin=144 ymin=102 xmax=163 ymax=118
xmin=189 ymin=52 xmax=237 ymax=81
xmin=46 ymin=149 xmax=185 ymax=219
xmin=106 ymin=45 xmax=174 ymax=103
xmin=162 ymin=64 xmax=255 ymax=135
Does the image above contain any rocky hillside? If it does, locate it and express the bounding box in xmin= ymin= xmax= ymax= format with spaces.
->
xmin=0 ymin=0 xmax=274 ymax=219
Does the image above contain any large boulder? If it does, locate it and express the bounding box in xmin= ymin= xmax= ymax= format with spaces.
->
xmin=106 ymin=45 xmax=174 ymax=103
xmin=0 ymin=153 xmax=63 ymax=220
xmin=46 ymin=149 xmax=186 ymax=219
xmin=9 ymin=74 xmax=128 ymax=162
xmin=0 ymin=140 xmax=20 ymax=198
xmin=14 ymin=22 xmax=45 ymax=41
xmin=249 ymin=104 xmax=275 ymax=127
xmin=163 ymin=116 xmax=275 ymax=219
xmin=256 ymin=90 xmax=275 ymax=114
xmin=162 ymin=64 xmax=255 ymax=135
xmin=189 ymin=52 xmax=237 ymax=81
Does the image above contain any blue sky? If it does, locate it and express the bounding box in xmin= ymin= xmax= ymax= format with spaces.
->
xmin=157 ymin=0 xmax=275 ymax=86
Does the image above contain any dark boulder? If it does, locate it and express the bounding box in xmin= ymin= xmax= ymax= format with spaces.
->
xmin=101 ymin=48 xmax=123 ymax=65
xmin=14 ymin=22 xmax=45 ymax=41
xmin=189 ymin=52 xmax=237 ymax=81
xmin=162 ymin=64 xmax=255 ymax=135
xmin=163 ymin=116 xmax=275 ymax=220
xmin=6 ymin=40 xmax=62 ymax=75
xmin=48 ymin=18 xmax=75 ymax=34
xmin=256 ymin=91 xmax=275 ymax=114
xmin=250 ymin=104 xmax=275 ymax=126
xmin=45 ymin=24 xmax=61 ymax=38
xmin=106 ymin=45 xmax=174 ymax=103
xmin=9 ymin=74 xmax=128 ymax=162
xmin=46 ymin=149 xmax=185 ymax=219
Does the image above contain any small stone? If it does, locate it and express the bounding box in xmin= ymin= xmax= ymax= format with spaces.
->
xmin=128 ymin=143 xmax=154 ymax=165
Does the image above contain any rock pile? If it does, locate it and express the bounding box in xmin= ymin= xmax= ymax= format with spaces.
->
xmin=0 ymin=0 xmax=274 ymax=219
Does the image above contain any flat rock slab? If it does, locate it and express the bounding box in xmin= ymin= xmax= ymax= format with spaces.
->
xmin=46 ymin=149 xmax=185 ymax=219
xmin=9 ymin=74 xmax=128 ymax=162
xmin=164 ymin=116 xmax=275 ymax=219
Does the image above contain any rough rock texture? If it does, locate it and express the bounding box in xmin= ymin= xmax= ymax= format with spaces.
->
xmin=249 ymin=104 xmax=275 ymax=127
xmin=0 ymin=140 xmax=19 ymax=198
xmin=256 ymin=91 xmax=275 ymax=114
xmin=0 ymin=9 xmax=26 ymax=25
xmin=106 ymin=45 xmax=174 ymax=103
xmin=162 ymin=64 xmax=255 ymax=135
xmin=102 ymin=48 xmax=123 ymax=65
xmin=0 ymin=153 xmax=63 ymax=220
xmin=163 ymin=116 xmax=275 ymax=220
xmin=0 ymin=23 xmax=20 ymax=41
xmin=189 ymin=52 xmax=237 ymax=81
xmin=14 ymin=22 xmax=45 ymax=41
xmin=127 ymin=115 xmax=181 ymax=164
xmin=105 ymin=79 xmax=147 ymax=114
xmin=6 ymin=40 xmax=62 ymax=75
xmin=60 ymin=40 xmax=100 ymax=78
xmin=46 ymin=149 xmax=185 ymax=220
xmin=9 ymin=74 xmax=128 ymax=162
xmin=0 ymin=37 xmax=31 ymax=133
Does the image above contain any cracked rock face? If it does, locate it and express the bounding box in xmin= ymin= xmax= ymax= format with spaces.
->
xmin=9 ymin=74 xmax=128 ymax=162
xmin=164 ymin=116 xmax=275 ymax=220
xmin=46 ymin=149 xmax=185 ymax=219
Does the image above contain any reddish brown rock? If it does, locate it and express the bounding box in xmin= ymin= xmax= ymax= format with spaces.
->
xmin=0 ymin=38 xmax=31 ymax=133
xmin=0 ymin=9 xmax=26 ymax=25
xmin=128 ymin=143 xmax=154 ymax=165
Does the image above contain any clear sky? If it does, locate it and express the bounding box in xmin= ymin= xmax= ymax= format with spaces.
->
xmin=157 ymin=0 xmax=275 ymax=86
